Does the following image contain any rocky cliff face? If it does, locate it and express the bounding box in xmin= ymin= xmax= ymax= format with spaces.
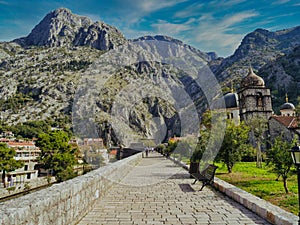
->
xmin=258 ymin=46 xmax=300 ymax=112
xmin=212 ymin=26 xmax=300 ymax=86
xmin=0 ymin=9 xmax=212 ymax=145
xmin=14 ymin=8 xmax=126 ymax=50
xmin=72 ymin=38 xmax=213 ymax=145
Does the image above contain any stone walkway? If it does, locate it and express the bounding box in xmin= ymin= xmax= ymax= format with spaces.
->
xmin=77 ymin=152 xmax=272 ymax=225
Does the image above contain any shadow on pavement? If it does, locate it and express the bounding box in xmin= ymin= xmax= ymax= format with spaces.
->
xmin=178 ymin=183 xmax=195 ymax=193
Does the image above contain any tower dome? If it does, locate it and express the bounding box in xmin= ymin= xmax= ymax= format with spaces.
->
xmin=224 ymin=92 xmax=239 ymax=108
xmin=280 ymin=102 xmax=295 ymax=110
xmin=241 ymin=67 xmax=265 ymax=88
xmin=280 ymin=94 xmax=295 ymax=116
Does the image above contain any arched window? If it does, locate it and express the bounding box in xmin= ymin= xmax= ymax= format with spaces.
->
xmin=256 ymin=92 xmax=263 ymax=107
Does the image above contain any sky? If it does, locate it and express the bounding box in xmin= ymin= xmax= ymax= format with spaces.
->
xmin=0 ymin=0 xmax=300 ymax=57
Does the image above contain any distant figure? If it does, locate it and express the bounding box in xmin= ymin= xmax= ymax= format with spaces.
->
xmin=145 ymin=147 xmax=149 ymax=157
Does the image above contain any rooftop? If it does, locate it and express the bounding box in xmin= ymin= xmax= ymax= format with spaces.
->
xmin=241 ymin=67 xmax=265 ymax=88
xmin=270 ymin=115 xmax=299 ymax=129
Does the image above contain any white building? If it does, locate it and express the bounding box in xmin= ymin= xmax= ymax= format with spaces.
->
xmin=1 ymin=140 xmax=41 ymax=187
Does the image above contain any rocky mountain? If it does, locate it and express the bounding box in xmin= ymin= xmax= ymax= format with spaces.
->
xmin=0 ymin=8 xmax=213 ymax=146
xmin=212 ymin=26 xmax=300 ymax=87
xmin=14 ymin=8 xmax=126 ymax=50
xmin=1 ymin=7 xmax=300 ymax=145
xmin=133 ymin=35 xmax=211 ymax=61
xmin=258 ymin=45 xmax=300 ymax=112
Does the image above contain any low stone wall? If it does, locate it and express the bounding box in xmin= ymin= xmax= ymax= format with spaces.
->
xmin=0 ymin=176 xmax=56 ymax=200
xmin=169 ymin=155 xmax=298 ymax=225
xmin=214 ymin=178 xmax=298 ymax=225
xmin=0 ymin=153 xmax=142 ymax=225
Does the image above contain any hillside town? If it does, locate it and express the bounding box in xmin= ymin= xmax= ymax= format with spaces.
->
xmin=0 ymin=130 xmax=117 ymax=198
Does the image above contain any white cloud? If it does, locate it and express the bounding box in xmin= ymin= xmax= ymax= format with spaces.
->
xmin=147 ymin=10 xmax=259 ymax=56
xmin=272 ymin=0 xmax=290 ymax=5
xmin=210 ymin=0 xmax=247 ymax=6
xmin=0 ymin=1 xmax=9 ymax=5
xmin=110 ymin=0 xmax=188 ymax=25
xmin=267 ymin=12 xmax=296 ymax=20
xmin=122 ymin=26 xmax=156 ymax=40
xmin=174 ymin=0 xmax=247 ymax=19
xmin=174 ymin=3 xmax=204 ymax=18
xmin=151 ymin=20 xmax=191 ymax=36
xmin=114 ymin=0 xmax=187 ymax=16
xmin=221 ymin=12 xmax=258 ymax=29
xmin=190 ymin=11 xmax=258 ymax=55
xmin=138 ymin=0 xmax=188 ymax=13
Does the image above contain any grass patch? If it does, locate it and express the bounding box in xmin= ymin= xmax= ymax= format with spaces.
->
xmin=215 ymin=162 xmax=299 ymax=215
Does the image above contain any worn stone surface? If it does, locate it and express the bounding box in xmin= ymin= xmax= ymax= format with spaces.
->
xmin=78 ymin=152 xmax=273 ymax=225
xmin=1 ymin=152 xmax=297 ymax=225
xmin=0 ymin=153 xmax=142 ymax=225
xmin=213 ymin=177 xmax=298 ymax=225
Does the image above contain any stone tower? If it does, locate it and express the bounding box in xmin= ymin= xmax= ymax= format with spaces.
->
xmin=238 ymin=67 xmax=273 ymax=121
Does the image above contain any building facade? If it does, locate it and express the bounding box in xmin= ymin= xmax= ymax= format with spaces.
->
xmin=1 ymin=140 xmax=41 ymax=187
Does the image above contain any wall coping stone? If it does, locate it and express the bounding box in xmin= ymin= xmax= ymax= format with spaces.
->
xmin=213 ymin=177 xmax=298 ymax=225
xmin=169 ymin=155 xmax=298 ymax=225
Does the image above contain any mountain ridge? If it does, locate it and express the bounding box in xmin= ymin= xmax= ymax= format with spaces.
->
xmin=1 ymin=8 xmax=300 ymax=143
xmin=14 ymin=8 xmax=127 ymax=50
xmin=213 ymin=25 xmax=300 ymax=85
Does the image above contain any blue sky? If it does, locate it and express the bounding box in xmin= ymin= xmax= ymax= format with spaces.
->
xmin=0 ymin=0 xmax=300 ymax=56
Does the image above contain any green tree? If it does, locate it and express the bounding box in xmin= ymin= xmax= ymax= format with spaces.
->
xmin=36 ymin=130 xmax=76 ymax=182
xmin=190 ymin=129 xmax=210 ymax=162
xmin=216 ymin=120 xmax=252 ymax=173
xmin=156 ymin=144 xmax=166 ymax=154
xmin=246 ymin=117 xmax=268 ymax=168
xmin=164 ymin=139 xmax=178 ymax=157
xmin=190 ymin=110 xmax=226 ymax=163
xmin=266 ymin=135 xmax=297 ymax=193
xmin=0 ymin=143 xmax=24 ymax=188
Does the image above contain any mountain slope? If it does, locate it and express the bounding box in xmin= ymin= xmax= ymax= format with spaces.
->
xmin=258 ymin=46 xmax=300 ymax=112
xmin=1 ymin=7 xmax=300 ymax=144
xmin=212 ymin=26 xmax=300 ymax=87
xmin=0 ymin=9 xmax=212 ymax=146
xmin=14 ymin=8 xmax=127 ymax=50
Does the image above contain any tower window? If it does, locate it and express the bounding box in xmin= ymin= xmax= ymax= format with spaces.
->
xmin=257 ymin=92 xmax=263 ymax=107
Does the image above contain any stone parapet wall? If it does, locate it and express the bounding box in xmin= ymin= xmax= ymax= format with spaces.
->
xmin=0 ymin=153 xmax=142 ymax=225
xmin=169 ymin=155 xmax=298 ymax=225
xmin=214 ymin=177 xmax=298 ymax=225
xmin=0 ymin=176 xmax=56 ymax=199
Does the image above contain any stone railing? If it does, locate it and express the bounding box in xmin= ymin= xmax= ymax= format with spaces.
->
xmin=0 ymin=176 xmax=56 ymax=199
xmin=168 ymin=155 xmax=298 ymax=225
xmin=214 ymin=178 xmax=298 ymax=225
xmin=0 ymin=153 xmax=142 ymax=225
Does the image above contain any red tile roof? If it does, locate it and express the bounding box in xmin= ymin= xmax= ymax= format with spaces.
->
xmin=271 ymin=115 xmax=299 ymax=129
xmin=7 ymin=141 xmax=36 ymax=147
xmin=109 ymin=150 xmax=118 ymax=155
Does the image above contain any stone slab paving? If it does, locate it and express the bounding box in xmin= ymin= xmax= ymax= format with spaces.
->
xmin=77 ymin=152 xmax=272 ymax=225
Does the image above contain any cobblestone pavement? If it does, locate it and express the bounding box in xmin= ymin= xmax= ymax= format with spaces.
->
xmin=77 ymin=152 xmax=272 ymax=225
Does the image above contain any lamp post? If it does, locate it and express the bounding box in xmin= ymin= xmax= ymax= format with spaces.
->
xmin=290 ymin=145 xmax=300 ymax=225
